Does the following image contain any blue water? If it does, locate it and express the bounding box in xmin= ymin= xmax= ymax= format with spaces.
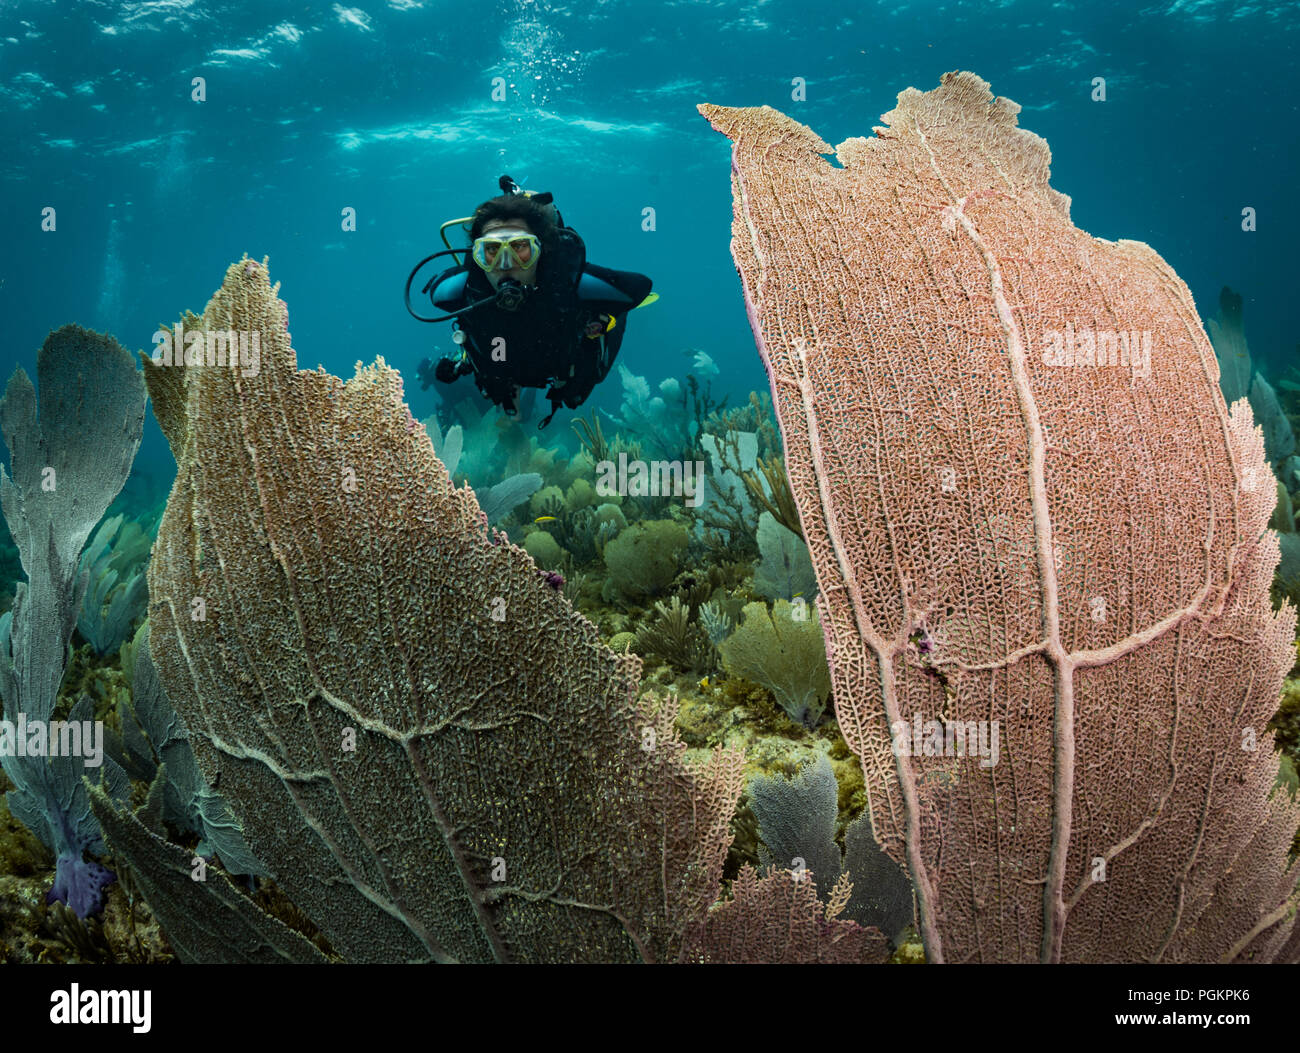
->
xmin=1 ymin=0 xmax=1296 ymax=488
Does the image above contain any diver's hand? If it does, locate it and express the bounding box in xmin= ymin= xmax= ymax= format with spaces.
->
xmin=431 ymin=355 xmax=471 ymax=385
xmin=550 ymin=377 xmax=593 ymax=410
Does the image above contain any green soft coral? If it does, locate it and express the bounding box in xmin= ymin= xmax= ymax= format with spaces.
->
xmin=1269 ymin=675 xmax=1300 ymax=783
xmin=601 ymin=520 xmax=688 ymax=601
xmin=718 ymin=600 xmax=831 ymax=727
xmin=522 ymin=530 xmax=565 ymax=570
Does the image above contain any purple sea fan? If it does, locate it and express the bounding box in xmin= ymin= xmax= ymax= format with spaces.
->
xmin=48 ymin=855 xmax=116 ymax=919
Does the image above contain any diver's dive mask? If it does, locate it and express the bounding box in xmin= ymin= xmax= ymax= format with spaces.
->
xmin=471 ymin=232 xmax=541 ymax=272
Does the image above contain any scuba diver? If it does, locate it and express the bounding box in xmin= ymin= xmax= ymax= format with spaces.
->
xmin=406 ymin=175 xmax=656 ymax=427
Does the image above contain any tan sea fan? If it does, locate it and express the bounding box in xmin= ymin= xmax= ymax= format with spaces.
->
xmin=142 ymin=257 xmax=745 ymax=963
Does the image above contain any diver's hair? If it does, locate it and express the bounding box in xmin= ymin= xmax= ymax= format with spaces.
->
xmin=469 ymin=195 xmax=560 ymax=254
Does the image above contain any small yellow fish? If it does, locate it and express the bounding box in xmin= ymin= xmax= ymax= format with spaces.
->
xmin=534 ymin=515 xmax=557 ymax=523
xmin=698 ymin=676 xmax=710 ymax=690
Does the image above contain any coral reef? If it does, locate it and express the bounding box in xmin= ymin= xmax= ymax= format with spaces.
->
xmin=5 ymin=281 xmax=1290 ymax=971
xmin=13 ymin=86 xmax=1295 ymax=969
xmin=611 ymin=364 xmax=698 ymax=461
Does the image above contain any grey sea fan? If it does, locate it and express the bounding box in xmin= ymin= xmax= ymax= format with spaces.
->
xmin=750 ymin=754 xmax=843 ymax=890
xmin=76 ymin=514 xmax=151 ymax=655
xmin=698 ymin=600 xmax=732 ymax=646
xmin=422 ymin=413 xmax=464 ymax=477
xmin=0 ymin=324 xmax=145 ymax=917
xmin=750 ymin=754 xmax=915 ymax=945
xmin=88 ymin=774 xmax=325 ymax=964
xmin=107 ymin=625 xmax=264 ymax=877
xmin=752 ymin=511 xmax=817 ymax=602
xmin=476 ymin=472 xmax=542 ymax=524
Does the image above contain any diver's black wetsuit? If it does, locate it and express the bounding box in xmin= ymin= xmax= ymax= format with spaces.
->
xmin=426 ymin=227 xmax=652 ymax=421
